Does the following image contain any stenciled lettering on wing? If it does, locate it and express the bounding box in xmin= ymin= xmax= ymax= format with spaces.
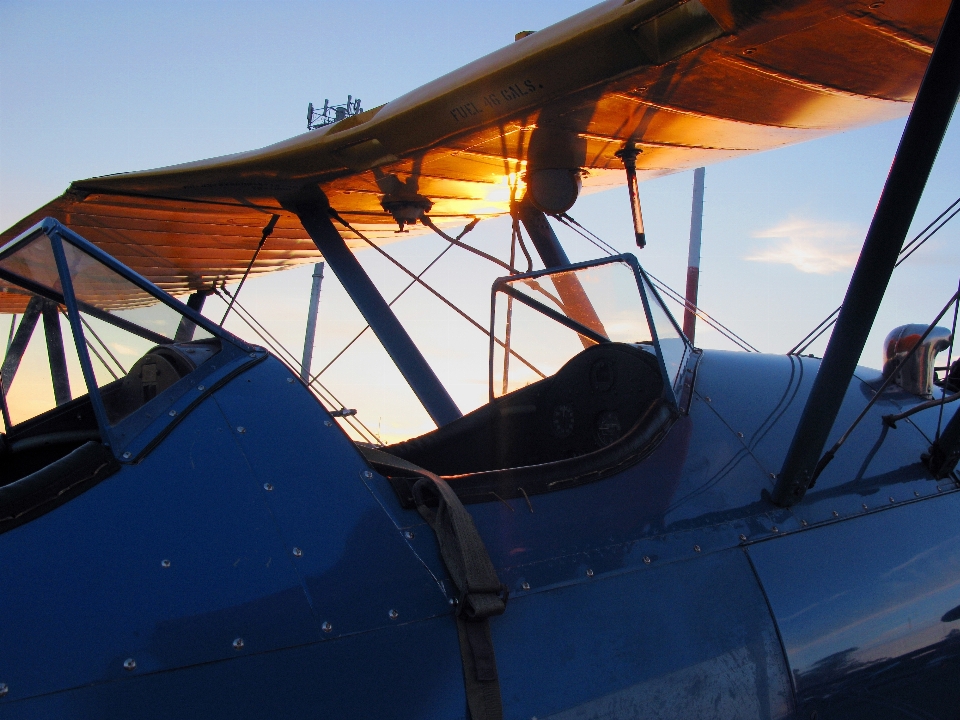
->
xmin=449 ymin=79 xmax=544 ymax=122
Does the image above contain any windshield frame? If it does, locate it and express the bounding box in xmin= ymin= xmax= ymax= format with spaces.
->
xmin=488 ymin=253 xmax=690 ymax=405
xmin=0 ymin=218 xmax=255 ymax=458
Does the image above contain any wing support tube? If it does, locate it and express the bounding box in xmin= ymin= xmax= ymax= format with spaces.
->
xmin=293 ymin=197 xmax=462 ymax=427
xmin=773 ymin=0 xmax=960 ymax=507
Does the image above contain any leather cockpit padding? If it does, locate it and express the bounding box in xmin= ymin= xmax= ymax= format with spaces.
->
xmin=0 ymin=441 xmax=120 ymax=534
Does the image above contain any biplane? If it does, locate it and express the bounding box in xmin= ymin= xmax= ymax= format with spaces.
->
xmin=1 ymin=0 xmax=959 ymax=718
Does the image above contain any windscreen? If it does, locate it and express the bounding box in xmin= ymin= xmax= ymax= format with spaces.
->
xmin=491 ymin=259 xmax=682 ymax=399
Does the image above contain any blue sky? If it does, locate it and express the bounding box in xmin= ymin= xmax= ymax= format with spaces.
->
xmin=2 ymin=0 xmax=958 ymax=440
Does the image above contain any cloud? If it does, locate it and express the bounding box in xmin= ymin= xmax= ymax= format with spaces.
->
xmin=746 ymin=217 xmax=863 ymax=274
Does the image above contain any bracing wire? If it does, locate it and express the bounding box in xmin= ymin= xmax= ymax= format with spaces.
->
xmin=59 ymin=308 xmax=121 ymax=381
xmin=214 ymin=286 xmax=382 ymax=444
xmin=936 ymin=280 xmax=960 ymax=441
xmin=312 ymin=218 xmax=479 ymax=382
xmin=554 ymin=212 xmax=759 ymax=352
xmin=328 ymin=210 xmax=545 ymax=378
xmin=790 ymin=195 xmax=960 ymax=355
xmin=214 ymin=286 xmax=380 ymax=442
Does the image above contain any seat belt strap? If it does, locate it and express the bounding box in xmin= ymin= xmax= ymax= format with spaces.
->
xmin=412 ymin=473 xmax=507 ymax=720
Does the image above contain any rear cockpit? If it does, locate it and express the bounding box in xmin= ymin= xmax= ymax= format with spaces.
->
xmin=367 ymin=255 xmax=697 ymax=504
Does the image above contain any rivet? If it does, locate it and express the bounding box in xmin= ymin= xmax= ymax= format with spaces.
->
xmin=449 ymin=598 xmax=456 ymax=605
xmin=521 ymin=582 xmax=531 ymax=590
xmin=286 ymin=378 xmax=295 ymax=383
xmin=197 ymin=385 xmax=205 ymax=391
xmin=161 ymin=559 xmax=171 ymax=568
xmin=769 ymin=473 xmax=777 ymax=480
xmin=832 ymin=511 xmax=839 ymax=518
xmin=0 ymin=683 xmax=6 ymax=697
xmin=739 ymin=534 xmax=747 ymax=542
xmin=388 ymin=609 xmax=399 ymax=620
xmin=233 ymin=637 xmax=244 ymax=650
xmin=122 ymin=451 xmax=132 ymax=459
xmin=862 ymin=503 xmax=868 ymax=510
xmin=250 ymin=352 xmax=258 ymax=358
xmin=693 ymin=545 xmax=701 ymax=553
xmin=737 ymin=432 xmax=744 ymax=438
xmin=771 ymin=526 xmax=779 ymax=533
xmin=263 ymin=483 xmax=274 ymax=491
xmin=889 ymin=496 xmax=895 ymax=503
xmin=643 ymin=556 xmax=651 ymax=564
xmin=404 ymin=531 xmax=415 ymax=539
xmin=869 ymin=1 xmax=884 ymax=8
xmin=324 ymin=420 xmax=333 ymax=427
xmin=743 ymin=47 xmax=757 ymax=55
xmin=123 ymin=658 xmax=136 ymax=671
xmin=321 ymin=622 xmax=332 ymax=633
xmin=363 ymin=470 xmax=373 ymax=479
xmin=237 ymin=426 xmax=245 ymax=433
xmin=801 ymin=519 xmax=808 ymax=526
xmin=586 ymin=568 xmax=594 ymax=577
xmin=704 ymin=396 xmax=712 ymax=402
xmin=292 ymin=547 xmax=302 ymax=557
xmin=914 ymin=490 xmax=920 ymax=497
xmin=168 ymin=409 xmax=177 ymax=417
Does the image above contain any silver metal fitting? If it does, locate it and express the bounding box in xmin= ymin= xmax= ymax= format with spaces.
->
xmin=233 ymin=638 xmax=244 ymax=650
xmin=292 ymin=547 xmax=302 ymax=557
xmin=161 ymin=559 xmax=171 ymax=568
xmin=322 ymin=622 xmax=332 ymax=632
xmin=586 ymin=569 xmax=594 ymax=577
xmin=123 ymin=658 xmax=136 ymax=671
xmin=388 ymin=609 xmax=399 ymax=619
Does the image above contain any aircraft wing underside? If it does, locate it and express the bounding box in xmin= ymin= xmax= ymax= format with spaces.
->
xmin=0 ymin=0 xmax=949 ymax=311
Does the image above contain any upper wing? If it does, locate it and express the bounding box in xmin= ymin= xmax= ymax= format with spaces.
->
xmin=0 ymin=0 xmax=947 ymax=302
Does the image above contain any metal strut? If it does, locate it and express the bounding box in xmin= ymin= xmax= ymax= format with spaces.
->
xmin=774 ymin=0 xmax=960 ymax=506
xmin=293 ymin=197 xmax=462 ymax=427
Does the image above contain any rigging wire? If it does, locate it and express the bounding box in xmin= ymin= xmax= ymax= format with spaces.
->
xmin=58 ymin=307 xmax=121 ymax=381
xmin=789 ymin=195 xmax=960 ymax=355
xmin=555 ymin=212 xmax=759 ymax=352
xmin=810 ymin=285 xmax=960 ymax=485
xmin=214 ymin=286 xmax=381 ymax=444
xmin=936 ymin=279 xmax=960 ymax=441
xmin=312 ymin=218 xmax=478 ymax=382
xmin=328 ymin=210 xmax=545 ymax=379
xmin=78 ymin=313 xmax=128 ymax=376
xmin=219 ymin=214 xmax=280 ymax=326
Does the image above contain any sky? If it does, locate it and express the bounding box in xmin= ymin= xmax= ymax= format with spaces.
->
xmin=1 ymin=0 xmax=958 ymax=442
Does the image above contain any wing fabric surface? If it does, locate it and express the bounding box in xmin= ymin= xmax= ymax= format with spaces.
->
xmin=0 ymin=0 xmax=948 ymax=309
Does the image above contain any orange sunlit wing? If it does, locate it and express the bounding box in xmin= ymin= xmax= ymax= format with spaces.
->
xmin=0 ymin=0 xmax=948 ymax=309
